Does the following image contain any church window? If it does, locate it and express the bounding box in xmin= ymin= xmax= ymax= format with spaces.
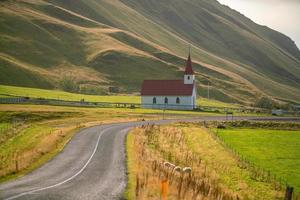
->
xmin=153 ymin=97 xmax=157 ymax=104
xmin=164 ymin=97 xmax=168 ymax=104
xmin=176 ymin=97 xmax=180 ymax=104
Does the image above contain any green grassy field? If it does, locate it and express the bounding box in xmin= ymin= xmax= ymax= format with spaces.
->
xmin=0 ymin=85 xmax=140 ymax=103
xmin=0 ymin=122 xmax=11 ymax=146
xmin=216 ymin=128 xmax=300 ymax=194
xmin=0 ymin=85 xmax=239 ymax=108
xmin=197 ymin=97 xmax=239 ymax=108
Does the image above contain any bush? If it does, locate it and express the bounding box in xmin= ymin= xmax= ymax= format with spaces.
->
xmin=217 ymin=124 xmax=226 ymax=129
xmin=254 ymin=97 xmax=278 ymax=109
xmin=79 ymin=85 xmax=107 ymax=95
xmin=59 ymin=76 xmax=79 ymax=93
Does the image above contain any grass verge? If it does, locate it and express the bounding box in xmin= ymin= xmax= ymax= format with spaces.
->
xmin=125 ymin=123 xmax=285 ymax=199
xmin=124 ymin=132 xmax=136 ymax=200
xmin=0 ymin=104 xmax=221 ymax=183
xmin=0 ymin=125 xmax=78 ymax=183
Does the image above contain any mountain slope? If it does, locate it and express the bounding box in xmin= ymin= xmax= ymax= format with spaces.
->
xmin=0 ymin=0 xmax=300 ymax=104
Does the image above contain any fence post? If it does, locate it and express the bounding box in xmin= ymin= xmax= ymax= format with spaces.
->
xmin=285 ymin=186 xmax=293 ymax=200
xmin=136 ymin=175 xmax=140 ymax=198
xmin=161 ymin=179 xmax=169 ymax=200
xmin=15 ymin=152 xmax=19 ymax=172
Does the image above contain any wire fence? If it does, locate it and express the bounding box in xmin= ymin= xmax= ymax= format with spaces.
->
xmin=0 ymin=97 xmax=140 ymax=108
xmin=205 ymin=124 xmax=300 ymax=200
xmin=0 ymin=96 xmax=270 ymax=114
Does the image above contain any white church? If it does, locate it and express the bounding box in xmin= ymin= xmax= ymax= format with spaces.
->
xmin=141 ymin=52 xmax=197 ymax=110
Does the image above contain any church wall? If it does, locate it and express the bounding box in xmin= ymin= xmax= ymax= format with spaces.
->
xmin=141 ymin=96 xmax=194 ymax=110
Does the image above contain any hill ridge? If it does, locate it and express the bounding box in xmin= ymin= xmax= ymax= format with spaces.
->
xmin=0 ymin=0 xmax=299 ymax=103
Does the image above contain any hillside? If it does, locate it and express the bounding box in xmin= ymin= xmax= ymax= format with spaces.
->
xmin=0 ymin=0 xmax=300 ymax=104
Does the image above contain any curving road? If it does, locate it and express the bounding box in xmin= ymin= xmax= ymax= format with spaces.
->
xmin=0 ymin=116 xmax=298 ymax=200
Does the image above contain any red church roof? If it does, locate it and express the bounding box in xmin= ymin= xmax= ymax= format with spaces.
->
xmin=141 ymin=80 xmax=194 ymax=96
xmin=141 ymin=53 xmax=195 ymax=96
xmin=185 ymin=53 xmax=194 ymax=75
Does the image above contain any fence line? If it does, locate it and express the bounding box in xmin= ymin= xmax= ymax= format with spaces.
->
xmin=207 ymin=126 xmax=299 ymax=200
xmin=0 ymin=97 xmax=268 ymax=113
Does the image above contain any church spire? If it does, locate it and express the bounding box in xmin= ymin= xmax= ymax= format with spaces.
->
xmin=185 ymin=46 xmax=194 ymax=75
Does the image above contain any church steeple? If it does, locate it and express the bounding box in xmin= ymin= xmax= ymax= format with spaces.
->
xmin=184 ymin=47 xmax=195 ymax=84
xmin=184 ymin=52 xmax=194 ymax=75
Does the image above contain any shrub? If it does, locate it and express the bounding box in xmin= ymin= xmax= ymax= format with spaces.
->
xmin=59 ymin=76 xmax=79 ymax=93
xmin=217 ymin=124 xmax=226 ymax=129
xmin=79 ymin=85 xmax=107 ymax=95
xmin=254 ymin=97 xmax=278 ymax=109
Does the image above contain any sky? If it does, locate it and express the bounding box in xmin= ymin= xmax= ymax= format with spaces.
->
xmin=217 ymin=0 xmax=300 ymax=49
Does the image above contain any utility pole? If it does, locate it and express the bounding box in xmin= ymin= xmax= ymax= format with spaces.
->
xmin=207 ymin=81 xmax=210 ymax=100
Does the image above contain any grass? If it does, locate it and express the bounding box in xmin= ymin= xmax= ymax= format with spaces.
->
xmin=0 ymin=85 xmax=241 ymax=108
xmin=0 ymin=124 xmax=78 ymax=182
xmin=0 ymin=94 xmax=10 ymax=98
xmin=89 ymin=50 xmax=182 ymax=92
xmin=197 ymin=97 xmax=239 ymax=108
xmin=125 ymin=123 xmax=285 ymax=199
xmin=0 ymin=123 xmax=10 ymax=129
xmin=124 ymin=132 xmax=136 ymax=200
xmin=0 ymin=109 xmax=82 ymax=181
xmin=0 ymin=103 xmax=223 ymax=183
xmin=0 ymin=85 xmax=141 ymax=103
xmin=215 ymin=128 xmax=300 ymax=195
xmin=0 ymin=123 xmax=11 ymax=136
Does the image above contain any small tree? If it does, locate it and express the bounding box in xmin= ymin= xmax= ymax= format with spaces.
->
xmin=59 ymin=76 xmax=79 ymax=93
xmin=254 ymin=97 xmax=278 ymax=109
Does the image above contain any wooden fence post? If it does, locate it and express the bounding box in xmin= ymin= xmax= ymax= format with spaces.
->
xmin=136 ymin=175 xmax=140 ymax=198
xmin=15 ymin=152 xmax=19 ymax=172
xmin=285 ymin=186 xmax=293 ymax=200
xmin=161 ymin=179 xmax=169 ymax=200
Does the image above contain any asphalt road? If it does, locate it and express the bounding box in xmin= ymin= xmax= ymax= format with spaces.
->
xmin=0 ymin=116 xmax=299 ymax=200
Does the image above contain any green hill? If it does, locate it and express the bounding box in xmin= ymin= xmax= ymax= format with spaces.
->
xmin=0 ymin=0 xmax=300 ymax=104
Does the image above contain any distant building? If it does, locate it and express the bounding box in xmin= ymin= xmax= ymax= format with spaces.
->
xmin=109 ymin=86 xmax=119 ymax=93
xmin=272 ymin=109 xmax=284 ymax=116
xmin=295 ymin=105 xmax=300 ymax=113
xmin=141 ymin=52 xmax=197 ymax=110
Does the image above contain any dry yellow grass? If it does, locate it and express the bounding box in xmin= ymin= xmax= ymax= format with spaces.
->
xmin=0 ymin=104 xmax=213 ymax=182
xmin=0 ymin=53 xmax=53 ymax=78
xmin=126 ymin=123 xmax=285 ymax=200
xmin=0 ymin=125 xmax=78 ymax=178
xmin=0 ymin=105 xmax=164 ymax=182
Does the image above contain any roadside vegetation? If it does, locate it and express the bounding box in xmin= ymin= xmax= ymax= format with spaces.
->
xmin=125 ymin=123 xmax=289 ymax=199
xmin=0 ymin=104 xmax=224 ymax=183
